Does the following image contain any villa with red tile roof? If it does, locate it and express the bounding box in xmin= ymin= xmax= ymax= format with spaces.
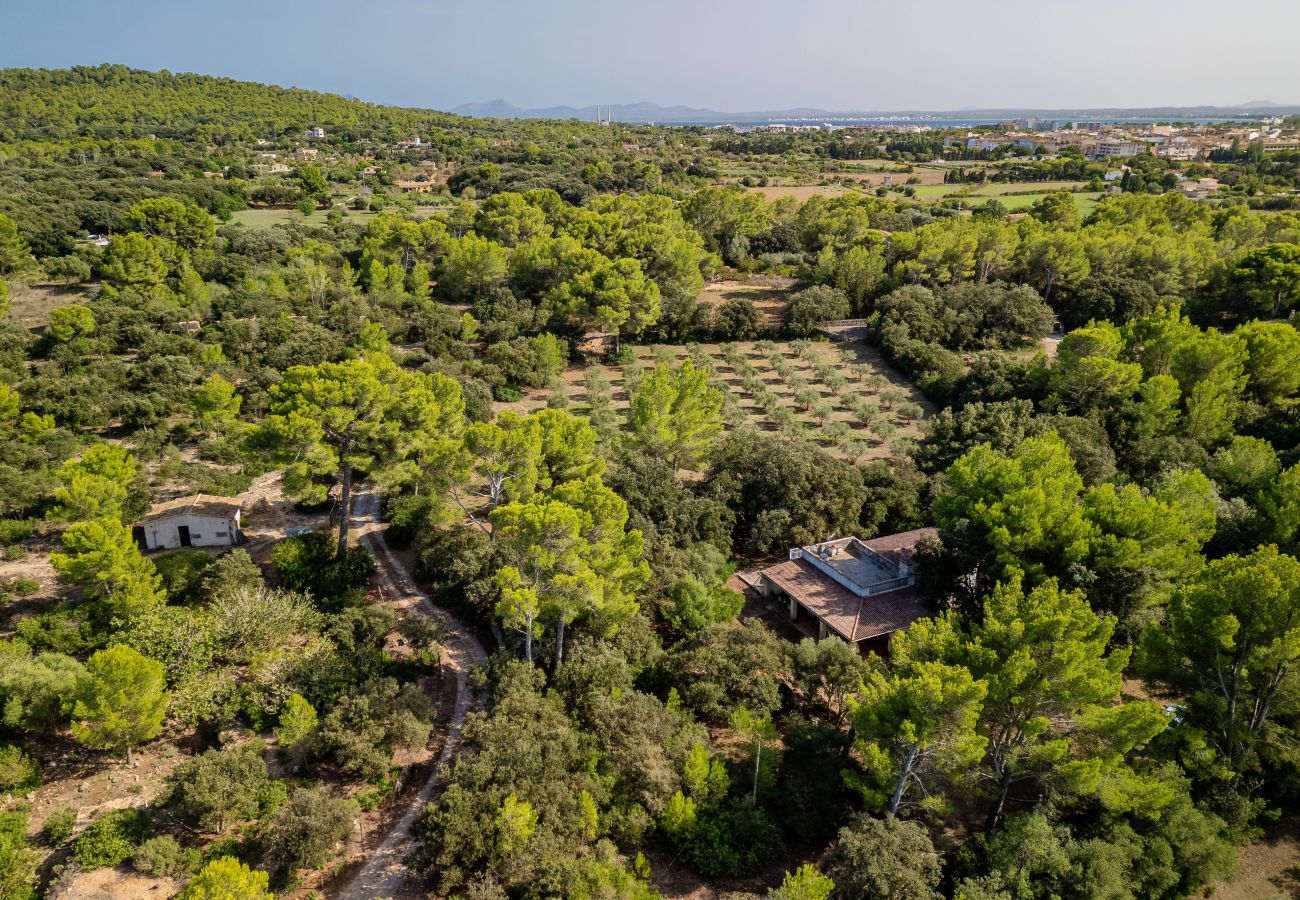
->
xmin=757 ymin=528 xmax=938 ymax=655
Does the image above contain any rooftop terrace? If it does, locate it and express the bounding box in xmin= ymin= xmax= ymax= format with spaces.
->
xmin=792 ymin=536 xmax=913 ymax=598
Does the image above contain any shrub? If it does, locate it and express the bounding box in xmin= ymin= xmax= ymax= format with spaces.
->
xmin=164 ymin=745 xmax=276 ymax=834
xmin=313 ymin=678 xmax=433 ymax=780
xmin=277 ymin=694 xmax=318 ymax=748
xmin=821 ymin=814 xmax=942 ymax=900
xmin=413 ymin=524 xmax=496 ymax=596
xmin=492 ymin=382 xmax=523 ymax=402
xmin=153 ymin=550 xmax=213 ymax=604
xmin=272 ymin=531 xmax=374 ymax=608
xmin=0 ymin=809 xmax=39 ymax=897
xmin=41 ymin=810 xmax=76 ymax=847
xmin=74 ymin=808 xmax=149 ymax=869
xmin=265 ymin=787 xmax=358 ymax=873
xmin=0 ymin=520 xmax=35 ymax=546
xmin=178 ymin=856 xmax=272 ymax=899
xmin=606 ymin=344 xmax=635 ymax=366
xmin=713 ymin=298 xmax=765 ymax=340
xmin=134 ymin=834 xmax=201 ymax=878
xmin=664 ymin=577 xmax=745 ymax=638
xmin=201 ymin=549 xmax=264 ymax=599
xmin=0 ymin=577 xmax=40 ymax=600
xmin=0 ymin=744 xmax=40 ymax=793
xmin=666 ymin=798 xmax=784 ymax=878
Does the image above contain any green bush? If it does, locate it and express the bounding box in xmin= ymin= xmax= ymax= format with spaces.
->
xmin=133 ymin=834 xmax=202 ymax=878
xmin=164 ymin=745 xmax=277 ymax=834
xmin=0 ymin=519 xmax=35 ymax=546
xmin=665 ymin=798 xmax=784 ymax=878
xmin=606 ymin=344 xmax=635 ymax=365
xmin=0 ymin=578 xmax=40 ymax=600
xmin=41 ymin=810 xmax=76 ymax=847
xmin=355 ymin=768 xmax=400 ymax=812
xmin=13 ymin=605 xmax=101 ymax=655
xmin=492 ymin=382 xmax=523 ymax=402
xmin=265 ymin=787 xmax=358 ymax=873
xmin=152 ymin=550 xmax=213 ymax=604
xmin=0 ymin=809 xmax=39 ymax=897
xmin=663 ymin=577 xmax=744 ymax=638
xmin=74 ymin=808 xmax=149 ymax=869
xmin=193 ymin=469 xmax=254 ymax=497
xmin=271 ymin=531 xmax=374 ymax=608
xmin=179 ymin=856 xmax=272 ymax=899
xmin=0 ymin=744 xmax=40 ymax=793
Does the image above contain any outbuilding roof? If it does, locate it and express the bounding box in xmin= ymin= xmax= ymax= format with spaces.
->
xmin=137 ymin=494 xmax=243 ymax=524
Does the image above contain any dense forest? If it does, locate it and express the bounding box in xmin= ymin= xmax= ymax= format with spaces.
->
xmin=0 ymin=65 xmax=1299 ymax=900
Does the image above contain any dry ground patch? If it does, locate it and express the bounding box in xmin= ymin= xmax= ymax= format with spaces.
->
xmin=745 ymin=184 xmax=861 ymax=202
xmin=696 ymin=278 xmax=797 ymax=327
xmin=4 ymin=279 xmax=92 ymax=329
xmin=1210 ymin=825 xmax=1300 ymax=899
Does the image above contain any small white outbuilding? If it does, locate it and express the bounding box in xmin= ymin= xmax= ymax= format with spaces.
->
xmin=133 ymin=494 xmax=243 ymax=551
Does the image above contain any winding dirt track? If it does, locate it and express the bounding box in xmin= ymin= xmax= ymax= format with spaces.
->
xmin=335 ymin=491 xmax=487 ymax=900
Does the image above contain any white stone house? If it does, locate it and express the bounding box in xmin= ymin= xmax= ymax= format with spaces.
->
xmin=133 ymin=495 xmax=243 ymax=551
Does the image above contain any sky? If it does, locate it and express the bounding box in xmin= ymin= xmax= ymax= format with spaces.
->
xmin=4 ymin=0 xmax=1299 ymax=113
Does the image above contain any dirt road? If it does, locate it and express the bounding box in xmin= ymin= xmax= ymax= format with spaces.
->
xmin=334 ymin=490 xmax=487 ymax=900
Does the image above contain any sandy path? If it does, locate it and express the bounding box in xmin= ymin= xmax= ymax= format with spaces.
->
xmin=334 ymin=490 xmax=487 ymax=900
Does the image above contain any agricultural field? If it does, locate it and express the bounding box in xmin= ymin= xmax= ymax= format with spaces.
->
xmin=498 ymin=338 xmax=930 ymax=464
xmin=745 ymin=184 xmax=861 ymax=201
xmin=898 ymin=180 xmax=1104 ymax=215
xmin=906 ymin=179 xmax=1086 ymax=200
xmin=228 ymin=207 xmax=377 ymax=227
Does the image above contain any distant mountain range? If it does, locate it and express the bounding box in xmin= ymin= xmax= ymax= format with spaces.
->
xmin=451 ymin=99 xmax=1300 ymax=124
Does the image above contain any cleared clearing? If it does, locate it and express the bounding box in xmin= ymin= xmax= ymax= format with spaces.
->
xmin=4 ymin=279 xmax=92 ymax=329
xmin=1210 ymin=825 xmax=1300 ymax=899
xmin=696 ymin=277 xmax=797 ymax=326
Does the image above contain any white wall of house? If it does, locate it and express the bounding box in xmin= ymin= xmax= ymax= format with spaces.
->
xmin=142 ymin=513 xmax=241 ymax=550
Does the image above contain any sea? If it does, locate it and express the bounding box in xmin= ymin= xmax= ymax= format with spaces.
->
xmin=653 ymin=115 xmax=1257 ymax=129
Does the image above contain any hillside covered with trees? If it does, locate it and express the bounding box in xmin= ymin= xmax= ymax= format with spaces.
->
xmin=0 ymin=66 xmax=1298 ymax=900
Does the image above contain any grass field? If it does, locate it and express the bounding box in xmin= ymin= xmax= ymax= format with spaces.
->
xmin=898 ymin=180 xmax=1103 ymax=216
xmin=696 ymin=278 xmax=796 ymax=327
xmin=4 ymin=279 xmax=91 ymax=329
xmin=907 ymin=180 xmax=1086 ymax=200
xmin=495 ymin=339 xmax=930 ymax=464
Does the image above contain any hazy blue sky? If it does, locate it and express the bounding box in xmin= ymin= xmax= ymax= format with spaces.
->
xmin=4 ymin=0 xmax=1298 ymax=111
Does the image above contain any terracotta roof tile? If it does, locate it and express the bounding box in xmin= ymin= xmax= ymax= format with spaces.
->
xmin=138 ymin=494 xmax=243 ymax=524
